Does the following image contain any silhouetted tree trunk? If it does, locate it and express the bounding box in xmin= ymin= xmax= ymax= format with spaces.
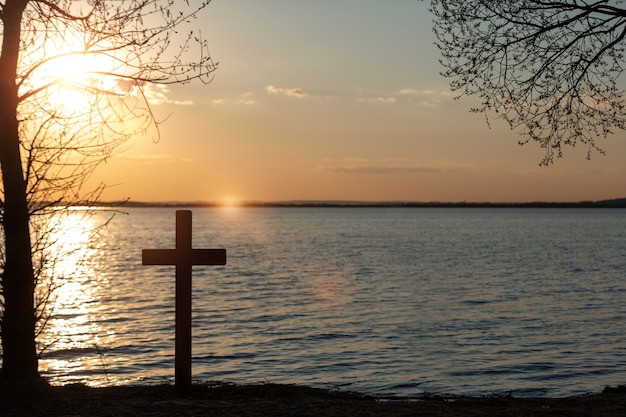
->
xmin=0 ymin=0 xmax=38 ymax=381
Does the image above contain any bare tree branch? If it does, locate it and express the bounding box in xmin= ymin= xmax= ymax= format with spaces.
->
xmin=0 ymin=0 xmax=217 ymax=379
xmin=432 ymin=0 xmax=626 ymax=164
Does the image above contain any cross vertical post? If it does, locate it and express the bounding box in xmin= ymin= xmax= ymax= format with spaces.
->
xmin=176 ymin=210 xmax=193 ymax=395
xmin=142 ymin=210 xmax=226 ymax=395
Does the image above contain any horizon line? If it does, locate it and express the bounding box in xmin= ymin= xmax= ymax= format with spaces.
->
xmin=68 ymin=197 xmax=626 ymax=209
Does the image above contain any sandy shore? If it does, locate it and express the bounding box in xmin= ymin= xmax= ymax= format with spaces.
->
xmin=1 ymin=383 xmax=625 ymax=416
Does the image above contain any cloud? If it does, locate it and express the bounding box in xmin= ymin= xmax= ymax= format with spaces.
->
xmin=143 ymin=84 xmax=194 ymax=106
xmin=239 ymin=91 xmax=255 ymax=105
xmin=421 ymin=98 xmax=442 ymax=108
xmin=315 ymin=158 xmax=468 ymax=175
xmin=212 ymin=91 xmax=255 ymax=105
xmin=397 ymin=88 xmax=452 ymax=96
xmin=359 ymin=96 xmax=398 ymax=104
xmin=355 ymin=88 xmax=454 ymax=108
xmin=328 ymin=165 xmax=440 ymax=174
xmin=266 ymin=84 xmax=308 ymax=98
xmin=412 ymin=90 xmax=456 ymax=108
xmin=116 ymin=154 xmax=196 ymax=164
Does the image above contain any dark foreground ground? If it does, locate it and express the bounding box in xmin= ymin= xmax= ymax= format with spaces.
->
xmin=1 ymin=383 xmax=625 ymax=417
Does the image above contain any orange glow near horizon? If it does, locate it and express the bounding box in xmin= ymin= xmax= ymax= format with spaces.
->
xmin=217 ymin=197 xmax=243 ymax=209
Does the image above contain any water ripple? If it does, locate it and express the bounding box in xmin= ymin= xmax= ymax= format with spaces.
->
xmin=37 ymin=207 xmax=626 ymax=397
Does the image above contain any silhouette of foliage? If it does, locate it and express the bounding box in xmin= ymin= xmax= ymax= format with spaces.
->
xmin=431 ymin=0 xmax=626 ymax=164
xmin=0 ymin=0 xmax=217 ymax=381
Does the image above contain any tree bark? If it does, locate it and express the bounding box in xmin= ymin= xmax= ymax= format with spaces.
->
xmin=0 ymin=0 xmax=39 ymax=381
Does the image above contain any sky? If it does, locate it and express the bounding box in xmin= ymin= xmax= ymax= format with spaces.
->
xmin=92 ymin=0 xmax=625 ymax=203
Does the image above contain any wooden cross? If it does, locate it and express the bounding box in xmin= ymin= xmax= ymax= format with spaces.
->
xmin=142 ymin=210 xmax=226 ymax=395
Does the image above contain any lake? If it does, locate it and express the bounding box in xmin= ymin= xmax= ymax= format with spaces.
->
xmin=34 ymin=207 xmax=626 ymax=398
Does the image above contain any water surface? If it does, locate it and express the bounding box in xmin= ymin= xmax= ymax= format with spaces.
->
xmin=36 ymin=207 xmax=626 ymax=397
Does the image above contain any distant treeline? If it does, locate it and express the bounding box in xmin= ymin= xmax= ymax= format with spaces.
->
xmin=94 ymin=198 xmax=626 ymax=209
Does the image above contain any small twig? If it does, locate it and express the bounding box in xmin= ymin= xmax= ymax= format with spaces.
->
xmin=94 ymin=343 xmax=110 ymax=384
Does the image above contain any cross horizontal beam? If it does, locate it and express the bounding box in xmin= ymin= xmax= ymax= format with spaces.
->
xmin=142 ymin=248 xmax=226 ymax=266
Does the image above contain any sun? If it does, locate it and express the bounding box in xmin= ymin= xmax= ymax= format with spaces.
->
xmin=44 ymin=53 xmax=97 ymax=87
xmin=17 ymin=33 xmax=155 ymax=173
xmin=24 ymin=35 xmax=132 ymax=118
xmin=218 ymin=196 xmax=242 ymax=209
xmin=34 ymin=52 xmax=113 ymax=114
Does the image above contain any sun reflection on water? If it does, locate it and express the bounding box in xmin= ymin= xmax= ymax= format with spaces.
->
xmin=36 ymin=209 xmax=114 ymax=386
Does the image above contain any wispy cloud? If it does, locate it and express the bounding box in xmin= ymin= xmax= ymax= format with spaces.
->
xmin=239 ymin=92 xmax=255 ymax=105
xmin=315 ymin=158 xmax=474 ymax=175
xmin=212 ymin=86 xmax=452 ymax=107
xmin=266 ymin=84 xmax=308 ymax=98
xmin=397 ymin=88 xmax=454 ymax=97
xmin=212 ymin=91 xmax=256 ymax=105
xmin=359 ymin=96 xmax=398 ymax=104
xmin=420 ymin=98 xmax=442 ymax=108
xmin=144 ymin=84 xmax=194 ymax=106
xmin=116 ymin=154 xmax=196 ymax=164
xmin=357 ymin=88 xmax=453 ymax=108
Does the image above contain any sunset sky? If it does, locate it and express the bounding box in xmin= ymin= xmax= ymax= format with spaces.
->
xmin=93 ymin=0 xmax=625 ymax=203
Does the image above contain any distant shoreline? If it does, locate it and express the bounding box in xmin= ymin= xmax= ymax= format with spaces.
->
xmin=95 ymin=198 xmax=626 ymax=209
